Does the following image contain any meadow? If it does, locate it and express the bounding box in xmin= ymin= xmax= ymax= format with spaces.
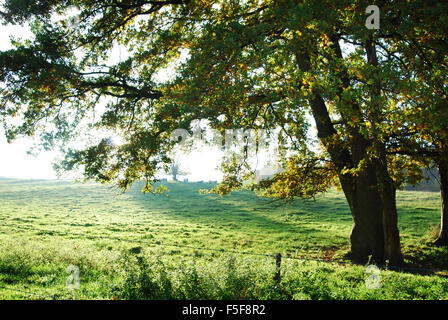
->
xmin=1 ymin=178 xmax=448 ymax=300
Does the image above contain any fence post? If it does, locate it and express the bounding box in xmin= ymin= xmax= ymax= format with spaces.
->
xmin=274 ymin=253 xmax=282 ymax=284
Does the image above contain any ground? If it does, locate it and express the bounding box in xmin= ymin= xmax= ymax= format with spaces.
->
xmin=0 ymin=179 xmax=447 ymax=299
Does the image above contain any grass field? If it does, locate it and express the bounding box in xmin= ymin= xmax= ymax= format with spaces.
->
xmin=1 ymin=178 xmax=448 ymax=300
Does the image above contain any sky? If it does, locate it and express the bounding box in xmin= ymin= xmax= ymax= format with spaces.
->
xmin=0 ymin=21 xmax=59 ymax=179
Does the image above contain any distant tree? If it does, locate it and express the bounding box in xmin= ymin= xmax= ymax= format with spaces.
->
xmin=167 ymin=158 xmax=188 ymax=181
xmin=170 ymin=162 xmax=180 ymax=181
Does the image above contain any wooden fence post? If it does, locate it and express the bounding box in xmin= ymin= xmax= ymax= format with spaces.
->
xmin=274 ymin=253 xmax=282 ymax=283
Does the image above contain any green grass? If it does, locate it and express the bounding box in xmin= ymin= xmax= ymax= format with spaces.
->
xmin=0 ymin=179 xmax=447 ymax=299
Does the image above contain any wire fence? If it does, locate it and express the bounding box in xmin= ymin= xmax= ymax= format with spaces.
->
xmin=0 ymin=285 xmax=47 ymax=298
xmin=0 ymin=223 xmax=447 ymax=299
xmin=0 ymin=283 xmax=63 ymax=300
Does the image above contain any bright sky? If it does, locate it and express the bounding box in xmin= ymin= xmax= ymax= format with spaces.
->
xmin=0 ymin=20 xmax=59 ymax=179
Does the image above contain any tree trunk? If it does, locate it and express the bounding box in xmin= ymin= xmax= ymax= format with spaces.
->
xmin=435 ymin=158 xmax=448 ymax=246
xmin=346 ymin=134 xmax=385 ymax=265
xmin=370 ymin=140 xmax=403 ymax=265
xmin=340 ymin=167 xmax=385 ymax=264
xmin=375 ymin=160 xmax=404 ymax=265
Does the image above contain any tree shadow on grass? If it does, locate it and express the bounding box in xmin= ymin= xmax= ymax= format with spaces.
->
xmin=335 ymin=244 xmax=448 ymax=278
xmin=0 ymin=261 xmax=35 ymax=284
xmin=402 ymin=243 xmax=448 ymax=274
xmin=125 ymin=182 xmax=353 ymax=248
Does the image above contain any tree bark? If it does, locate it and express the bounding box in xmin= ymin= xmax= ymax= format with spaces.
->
xmin=374 ymin=155 xmax=404 ymax=265
xmin=347 ymin=133 xmax=385 ymax=265
xmin=435 ymin=157 xmax=448 ymax=246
